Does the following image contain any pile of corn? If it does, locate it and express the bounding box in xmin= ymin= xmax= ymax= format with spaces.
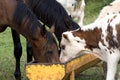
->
xmin=26 ymin=64 xmax=65 ymax=80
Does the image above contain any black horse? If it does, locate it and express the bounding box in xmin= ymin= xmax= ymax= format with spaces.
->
xmin=24 ymin=0 xmax=79 ymax=41
xmin=0 ymin=0 xmax=59 ymax=80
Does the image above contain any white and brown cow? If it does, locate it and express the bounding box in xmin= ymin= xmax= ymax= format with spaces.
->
xmin=60 ymin=13 xmax=120 ymax=80
xmin=60 ymin=1 xmax=120 ymax=80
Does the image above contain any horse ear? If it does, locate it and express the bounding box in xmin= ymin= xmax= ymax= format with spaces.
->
xmin=64 ymin=17 xmax=73 ymax=30
xmin=50 ymin=25 xmax=55 ymax=33
xmin=41 ymin=24 xmax=47 ymax=36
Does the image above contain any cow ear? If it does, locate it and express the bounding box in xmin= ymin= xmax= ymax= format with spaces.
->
xmin=63 ymin=34 xmax=70 ymax=42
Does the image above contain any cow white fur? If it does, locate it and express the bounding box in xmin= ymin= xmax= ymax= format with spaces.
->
xmin=97 ymin=0 xmax=120 ymax=20
xmin=60 ymin=0 xmax=120 ymax=80
xmin=56 ymin=0 xmax=85 ymax=26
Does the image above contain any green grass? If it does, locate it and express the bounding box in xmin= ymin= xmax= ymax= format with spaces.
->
xmin=0 ymin=28 xmax=27 ymax=80
xmin=75 ymin=67 xmax=104 ymax=80
xmin=0 ymin=0 xmax=114 ymax=80
xmin=83 ymin=0 xmax=112 ymax=24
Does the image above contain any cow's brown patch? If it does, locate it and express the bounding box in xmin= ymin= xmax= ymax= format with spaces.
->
xmin=73 ymin=28 xmax=102 ymax=50
xmin=106 ymin=24 xmax=119 ymax=49
xmin=116 ymin=23 xmax=120 ymax=47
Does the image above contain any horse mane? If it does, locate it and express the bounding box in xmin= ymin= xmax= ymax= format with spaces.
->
xmin=13 ymin=0 xmax=44 ymax=37
xmin=27 ymin=0 xmax=79 ymax=31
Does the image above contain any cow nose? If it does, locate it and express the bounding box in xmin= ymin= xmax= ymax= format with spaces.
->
xmin=60 ymin=56 xmax=67 ymax=63
xmin=59 ymin=55 xmax=63 ymax=62
xmin=60 ymin=57 xmax=63 ymax=63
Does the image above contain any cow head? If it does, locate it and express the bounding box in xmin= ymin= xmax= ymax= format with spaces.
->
xmin=60 ymin=31 xmax=88 ymax=62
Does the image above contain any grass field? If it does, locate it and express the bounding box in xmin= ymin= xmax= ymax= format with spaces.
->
xmin=0 ymin=0 xmax=115 ymax=80
xmin=0 ymin=28 xmax=27 ymax=80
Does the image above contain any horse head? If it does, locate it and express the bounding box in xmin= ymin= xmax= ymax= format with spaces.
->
xmin=37 ymin=25 xmax=60 ymax=63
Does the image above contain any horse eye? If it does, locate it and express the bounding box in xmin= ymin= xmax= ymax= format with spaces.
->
xmin=72 ymin=4 xmax=74 ymax=6
xmin=47 ymin=49 xmax=53 ymax=55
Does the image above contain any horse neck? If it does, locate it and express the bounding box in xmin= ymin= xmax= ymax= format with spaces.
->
xmin=8 ymin=0 xmax=44 ymax=41
xmin=24 ymin=0 xmax=79 ymax=42
xmin=24 ymin=0 xmax=79 ymax=28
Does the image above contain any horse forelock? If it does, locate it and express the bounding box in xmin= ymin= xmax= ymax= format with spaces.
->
xmin=39 ymin=31 xmax=59 ymax=62
xmin=46 ymin=32 xmax=57 ymax=46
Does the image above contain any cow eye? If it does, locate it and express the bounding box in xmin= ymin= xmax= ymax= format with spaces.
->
xmin=61 ymin=45 xmax=65 ymax=50
xmin=76 ymin=40 xmax=80 ymax=43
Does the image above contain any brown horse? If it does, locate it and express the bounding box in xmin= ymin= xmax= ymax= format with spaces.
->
xmin=0 ymin=0 xmax=59 ymax=80
xmin=17 ymin=0 xmax=79 ymax=63
xmin=9 ymin=0 xmax=80 ymax=71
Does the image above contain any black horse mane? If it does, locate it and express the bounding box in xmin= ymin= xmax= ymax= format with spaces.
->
xmin=13 ymin=0 xmax=45 ymax=37
xmin=28 ymin=0 xmax=79 ymax=32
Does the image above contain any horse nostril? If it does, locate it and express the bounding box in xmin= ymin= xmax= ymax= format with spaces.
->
xmin=61 ymin=45 xmax=65 ymax=50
